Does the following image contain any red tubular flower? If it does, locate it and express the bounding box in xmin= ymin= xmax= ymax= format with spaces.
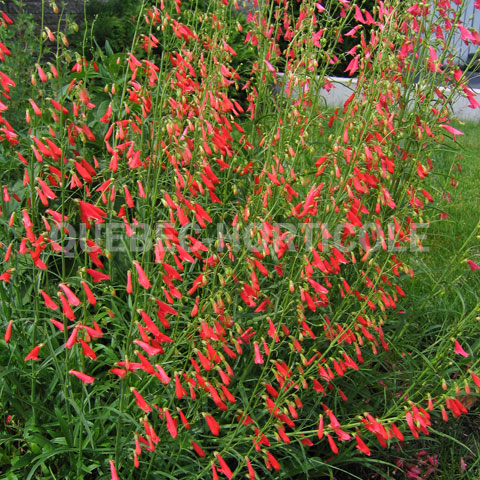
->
xmin=454 ymin=340 xmax=469 ymax=357
xmin=176 ymin=408 xmax=190 ymax=432
xmin=4 ymin=320 xmax=12 ymax=342
xmin=326 ymin=433 xmax=338 ymax=454
xmin=253 ymin=341 xmax=263 ymax=364
xmin=36 ymin=64 xmax=47 ymax=82
xmin=25 ymin=344 xmax=43 ymax=361
xmin=28 ymin=98 xmax=42 ymax=116
xmin=216 ymin=454 xmax=233 ymax=479
xmin=79 ymin=339 xmax=97 ymax=360
xmin=467 ymin=259 xmax=480 ymax=271
xmin=136 ymin=352 xmax=155 ymax=375
xmin=86 ymin=269 xmax=110 ymax=283
xmin=78 ymin=200 xmax=107 ymax=227
xmin=175 ymin=374 xmax=186 ymax=399
xmin=266 ymin=452 xmax=280 ymax=471
xmin=131 ymin=388 xmax=152 ymax=413
xmin=155 ymin=364 xmax=171 ymax=384
xmin=49 ymin=318 xmax=64 ymax=331
xmin=441 ymin=406 xmax=448 ymax=422
xmin=212 ymin=463 xmax=219 ymax=480
xmin=390 ymin=423 xmax=404 ymax=442
xmin=205 ymin=414 xmax=220 ymax=436
xmin=59 ymin=283 xmax=81 ymax=306
xmin=439 ymin=124 xmax=463 ymax=139
xmin=0 ymin=269 xmax=12 ymax=282
xmin=133 ymin=340 xmax=162 ymax=356
xmin=471 ymin=372 xmax=480 ymax=390
xmin=133 ymin=261 xmax=151 ymax=289
xmin=109 ymin=460 xmax=119 ymax=480
xmin=81 ymin=281 xmax=97 ymax=306
xmin=69 ymin=369 xmax=95 ymax=384
xmin=1 ymin=11 xmax=13 ymax=24
xmin=355 ymin=434 xmax=371 ymax=456
xmin=59 ymin=293 xmax=76 ymax=321
xmin=317 ymin=414 xmax=324 ymax=439
xmin=220 ymin=385 xmax=235 ymax=404
xmin=65 ymin=327 xmax=79 ymax=349
xmin=191 ymin=440 xmax=206 ymax=457
xmin=164 ymin=408 xmax=178 ymax=438
xmin=246 ymin=457 xmax=256 ymax=479
xmin=191 ymin=296 xmax=199 ymax=317
xmin=126 ymin=270 xmax=133 ymax=294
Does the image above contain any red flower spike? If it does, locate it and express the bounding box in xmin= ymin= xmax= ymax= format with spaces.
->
xmin=69 ymin=369 xmax=95 ymax=384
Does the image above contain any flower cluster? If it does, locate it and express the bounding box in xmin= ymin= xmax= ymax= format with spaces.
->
xmin=0 ymin=0 xmax=479 ymax=478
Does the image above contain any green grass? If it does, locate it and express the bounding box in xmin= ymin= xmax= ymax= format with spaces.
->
xmin=398 ymin=119 xmax=480 ymax=479
xmin=426 ymin=120 xmax=480 ymax=267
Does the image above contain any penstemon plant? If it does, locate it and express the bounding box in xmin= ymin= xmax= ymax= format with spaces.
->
xmin=0 ymin=0 xmax=479 ymax=479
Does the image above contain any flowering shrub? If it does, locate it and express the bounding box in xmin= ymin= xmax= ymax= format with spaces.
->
xmin=0 ymin=0 xmax=479 ymax=478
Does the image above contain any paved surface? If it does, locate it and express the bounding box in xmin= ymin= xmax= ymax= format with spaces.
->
xmin=465 ymin=71 xmax=480 ymax=89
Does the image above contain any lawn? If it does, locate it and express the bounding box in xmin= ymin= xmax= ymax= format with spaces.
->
xmin=396 ymin=119 xmax=480 ymax=479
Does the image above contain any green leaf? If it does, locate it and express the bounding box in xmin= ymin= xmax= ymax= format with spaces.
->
xmin=55 ymin=407 xmax=73 ymax=448
xmin=104 ymin=39 xmax=114 ymax=57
